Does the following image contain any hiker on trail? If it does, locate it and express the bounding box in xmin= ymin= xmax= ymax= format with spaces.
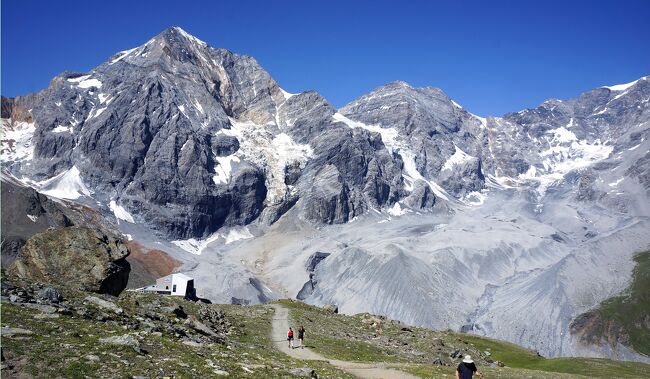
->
xmin=456 ymin=355 xmax=483 ymax=379
xmin=287 ymin=327 xmax=294 ymax=349
xmin=297 ymin=326 xmax=305 ymax=348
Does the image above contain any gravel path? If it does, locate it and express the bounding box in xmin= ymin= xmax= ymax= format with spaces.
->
xmin=269 ymin=303 xmax=419 ymax=379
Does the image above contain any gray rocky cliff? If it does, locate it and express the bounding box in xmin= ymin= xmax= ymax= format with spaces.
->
xmin=2 ymin=27 xmax=410 ymax=239
xmin=340 ymin=81 xmax=487 ymax=198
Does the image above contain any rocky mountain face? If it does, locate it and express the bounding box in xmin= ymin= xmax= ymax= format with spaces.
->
xmin=1 ymin=27 xmax=405 ymax=239
xmin=2 ymin=27 xmax=649 ymax=361
xmin=340 ymin=81 xmax=487 ymax=199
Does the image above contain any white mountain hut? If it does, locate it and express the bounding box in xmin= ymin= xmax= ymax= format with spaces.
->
xmin=141 ymin=273 xmax=195 ymax=297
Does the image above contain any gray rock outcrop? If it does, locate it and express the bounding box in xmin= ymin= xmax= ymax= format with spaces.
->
xmin=1 ymin=177 xmax=73 ymax=266
xmin=9 ymin=226 xmax=131 ymax=296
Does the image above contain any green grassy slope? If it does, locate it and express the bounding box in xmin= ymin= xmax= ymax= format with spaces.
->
xmin=596 ymin=250 xmax=650 ymax=355
xmin=283 ymin=300 xmax=650 ymax=378
xmin=2 ymin=283 xmax=648 ymax=379
xmin=1 ymin=291 xmax=352 ymax=378
xmin=460 ymin=333 xmax=650 ymax=378
xmin=569 ymin=250 xmax=650 ymax=358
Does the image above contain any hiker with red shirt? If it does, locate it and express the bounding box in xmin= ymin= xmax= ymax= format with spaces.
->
xmin=287 ymin=327 xmax=294 ymax=349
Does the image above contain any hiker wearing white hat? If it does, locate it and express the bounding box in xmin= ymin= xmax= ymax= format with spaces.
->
xmin=456 ymin=355 xmax=483 ymax=379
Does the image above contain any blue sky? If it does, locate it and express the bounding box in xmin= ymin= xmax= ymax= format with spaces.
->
xmin=2 ymin=0 xmax=649 ymax=116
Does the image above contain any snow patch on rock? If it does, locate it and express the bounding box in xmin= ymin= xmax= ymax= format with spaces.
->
xmin=213 ymin=155 xmax=240 ymax=185
xmin=472 ymin=114 xmax=488 ymax=128
xmin=548 ymin=127 xmax=578 ymax=143
xmin=37 ymin=166 xmax=92 ymax=200
xmin=172 ymin=226 xmax=254 ymax=255
xmin=191 ymin=98 xmax=204 ymax=114
xmin=387 ymin=202 xmax=409 ymax=217
xmin=280 ymin=88 xmax=296 ymax=101
xmin=108 ymin=48 xmax=137 ymax=65
xmin=68 ymin=76 xmax=102 ymax=89
xmin=109 ymin=200 xmax=135 ymax=223
xmin=442 ymin=145 xmax=474 ymax=172
xmin=52 ymin=125 xmax=73 ymax=133
xmin=518 ymin=137 xmax=613 ymax=203
xmin=1 ymin=120 xmax=36 ymax=162
xmin=603 ymin=79 xmax=639 ymax=92
xmin=98 ymin=93 xmax=113 ymax=104
xmin=223 ymin=227 xmax=254 ymax=244
xmin=217 ymin=118 xmax=313 ymax=204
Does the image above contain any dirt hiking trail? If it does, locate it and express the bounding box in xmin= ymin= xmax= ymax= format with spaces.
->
xmin=269 ymin=303 xmax=419 ymax=379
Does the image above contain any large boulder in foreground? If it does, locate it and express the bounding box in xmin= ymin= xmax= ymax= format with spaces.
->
xmin=9 ymin=226 xmax=131 ymax=296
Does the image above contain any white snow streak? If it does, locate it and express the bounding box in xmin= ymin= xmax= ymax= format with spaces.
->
xmin=223 ymin=228 xmax=254 ymax=244
xmin=109 ymin=200 xmax=135 ymax=223
xmin=548 ymin=127 xmax=578 ymax=143
xmin=67 ymin=75 xmax=90 ymax=83
xmin=52 ymin=125 xmax=73 ymax=133
xmin=441 ymin=145 xmax=474 ymax=172
xmin=87 ymin=107 xmax=108 ymax=120
xmin=178 ymin=105 xmax=188 ymax=118
xmin=603 ymin=79 xmax=639 ymax=92
xmin=37 ymin=166 xmax=92 ymax=200
xmin=280 ymin=88 xmax=296 ymax=100
xmin=98 ymin=93 xmax=113 ymax=104
xmin=192 ymin=98 xmax=204 ymax=114
xmin=76 ymin=78 xmax=103 ymax=89
xmin=108 ymin=48 xmax=137 ymax=65
xmin=172 ymin=226 xmax=253 ymax=255
xmin=387 ymin=202 xmax=409 ymax=216
xmin=213 ymin=155 xmax=240 ymax=185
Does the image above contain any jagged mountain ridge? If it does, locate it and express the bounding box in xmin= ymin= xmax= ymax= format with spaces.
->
xmin=2 ymin=27 xmax=650 ymax=361
xmin=4 ymin=27 xmax=648 ymax=238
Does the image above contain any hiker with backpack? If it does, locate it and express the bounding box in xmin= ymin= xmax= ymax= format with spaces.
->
xmin=287 ymin=327 xmax=295 ymax=349
xmin=297 ymin=326 xmax=306 ymax=348
xmin=456 ymin=355 xmax=483 ymax=379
